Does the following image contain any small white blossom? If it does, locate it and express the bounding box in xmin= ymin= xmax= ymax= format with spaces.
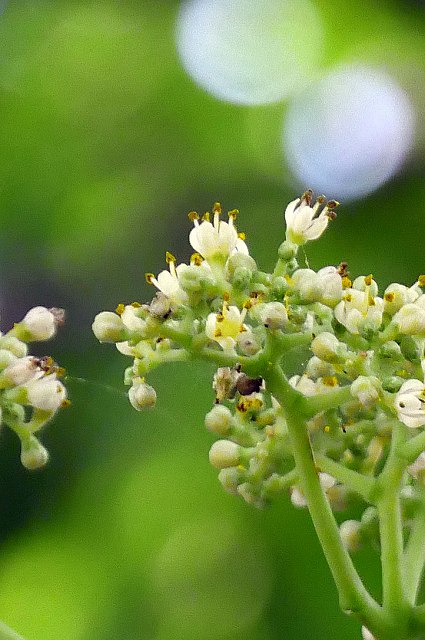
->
xmin=18 ymin=306 xmax=63 ymax=341
xmin=334 ymin=289 xmax=384 ymax=335
xmin=289 ymin=374 xmax=317 ymax=396
xmin=407 ymin=452 xmax=425 ymax=480
xmin=209 ymin=439 xmax=240 ymax=469
xmin=146 ymin=252 xmax=189 ymax=306
xmin=395 ymin=379 xmax=425 ymax=428
xmin=285 ymin=191 xmax=337 ymax=246
xmin=235 ymin=330 xmax=260 ymax=355
xmin=1 ymin=356 xmax=43 ymax=387
xmin=205 ymin=303 xmax=247 ymax=352
xmin=383 ymin=283 xmax=419 ymax=315
xmin=189 ymin=204 xmax=248 ymax=264
xmin=128 ymin=377 xmax=157 ymax=410
xmin=120 ymin=304 xmax=147 ymax=333
xmin=26 ymin=375 xmax=67 ymax=412
xmin=92 ymin=311 xmax=125 ymax=343
xmin=291 ymin=267 xmax=342 ymax=306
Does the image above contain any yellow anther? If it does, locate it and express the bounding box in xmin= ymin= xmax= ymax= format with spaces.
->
xmin=214 ymin=329 xmax=222 ymax=337
xmin=384 ymin=292 xmax=395 ymax=302
xmin=324 ymin=425 xmax=331 ymax=433
xmin=190 ymin=252 xmax=204 ymax=265
xmin=216 ymin=313 xmax=224 ymax=322
xmin=236 ymin=464 xmax=246 ymax=471
xmin=228 ymin=208 xmax=239 ymax=219
xmin=202 ymin=211 xmax=210 ymax=222
xmin=243 ymin=299 xmax=252 ymax=309
xmin=368 ymin=295 xmax=376 ymax=306
xmin=212 ymin=202 xmax=222 ymax=215
xmin=61 ymin=399 xmax=71 ymax=408
xmin=364 ymin=274 xmax=373 ymax=286
xmin=344 ymin=294 xmax=352 ymax=302
xmin=419 ymin=275 xmax=425 ymax=287
xmin=188 ymin=210 xmax=199 ymax=222
xmin=238 ymin=232 xmax=246 ymax=241
xmin=131 ymin=301 xmax=141 ymax=308
xmin=223 ymin=292 xmax=230 ymax=302
xmin=115 ymin=303 xmax=125 ymax=315
xmin=322 ymin=376 xmax=338 ymax=387
xmin=145 ymin=273 xmax=155 ymax=285
xmin=56 ymin=367 xmax=66 ymax=378
xmin=165 ymin=251 xmax=176 ymax=264
xmin=341 ymin=276 xmax=352 ymax=289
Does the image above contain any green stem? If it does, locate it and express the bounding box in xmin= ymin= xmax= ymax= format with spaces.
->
xmin=0 ymin=621 xmax=26 ymax=640
xmin=315 ymin=453 xmax=376 ymax=503
xmin=303 ymin=385 xmax=352 ymax=417
xmin=264 ymin=363 xmax=382 ymax=622
xmin=401 ymin=431 xmax=425 ymax=466
xmin=377 ymin=421 xmax=409 ymax=615
xmin=404 ymin=496 xmax=425 ymax=604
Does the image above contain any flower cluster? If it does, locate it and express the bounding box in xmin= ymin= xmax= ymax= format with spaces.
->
xmin=0 ymin=306 xmax=67 ymax=469
xmin=94 ymin=193 xmax=425 ymax=638
xmin=93 ymin=193 xmax=425 ymax=531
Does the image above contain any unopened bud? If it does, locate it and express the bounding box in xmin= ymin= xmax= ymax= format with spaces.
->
xmin=209 ymin=440 xmax=240 ymax=468
xmin=257 ymin=302 xmax=288 ymax=330
xmin=128 ymin=378 xmax=157 ymax=410
xmin=394 ymin=303 xmax=425 ymax=335
xmin=311 ymin=332 xmax=343 ymax=362
xmin=20 ymin=436 xmax=49 ymax=470
xmin=236 ymin=331 xmax=260 ymax=355
xmin=339 ymin=519 xmax=361 ymax=552
xmin=205 ymin=405 xmax=233 ymax=436
xmin=350 ymin=376 xmax=381 ymax=407
xmin=16 ymin=306 xmax=61 ymax=341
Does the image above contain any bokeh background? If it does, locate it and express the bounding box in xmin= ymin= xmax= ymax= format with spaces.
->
xmin=0 ymin=1 xmax=423 ymax=638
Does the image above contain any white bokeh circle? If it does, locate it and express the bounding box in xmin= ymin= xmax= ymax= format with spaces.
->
xmin=283 ymin=64 xmax=416 ymax=200
xmin=176 ymin=0 xmax=324 ymax=105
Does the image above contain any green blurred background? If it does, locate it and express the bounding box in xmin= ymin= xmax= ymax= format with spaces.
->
xmin=0 ymin=1 xmax=423 ymax=638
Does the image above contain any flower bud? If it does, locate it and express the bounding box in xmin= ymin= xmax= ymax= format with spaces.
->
xmin=20 ymin=436 xmax=49 ymax=470
xmin=311 ymin=332 xmax=344 ymax=362
xmin=350 ymin=376 xmax=381 ymax=407
xmin=339 ymin=519 xmax=361 ymax=552
xmin=128 ymin=378 xmax=157 ymax=410
xmin=0 ymin=349 xmax=18 ymax=371
xmin=277 ymin=240 xmax=298 ymax=261
xmin=305 ymin=356 xmax=335 ymax=378
xmin=236 ymin=330 xmax=260 ymax=356
xmin=226 ymin=253 xmax=257 ymax=277
xmin=393 ymin=303 xmax=425 ymax=335
xmin=352 ymin=275 xmax=379 ymax=297
xmin=16 ymin=306 xmax=62 ymax=341
xmin=92 ymin=312 xmax=126 ymax=343
xmin=383 ymin=283 xmax=419 ymax=315
xmin=205 ymin=405 xmax=233 ymax=436
xmin=257 ymin=302 xmax=288 ymax=330
xmin=26 ymin=375 xmax=67 ymax=412
xmin=218 ymin=467 xmax=242 ymax=495
xmin=209 ymin=440 xmax=240 ymax=468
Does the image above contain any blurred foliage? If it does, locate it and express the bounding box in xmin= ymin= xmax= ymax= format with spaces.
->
xmin=0 ymin=1 xmax=423 ymax=639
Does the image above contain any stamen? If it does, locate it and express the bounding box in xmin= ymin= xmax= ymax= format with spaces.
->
xmin=364 ymin=274 xmax=373 ymax=286
xmin=342 ymin=276 xmax=352 ymax=289
xmin=115 ymin=303 xmax=125 ymax=315
xmin=212 ymin=202 xmax=222 ymax=215
xmin=190 ymin=252 xmax=204 ymax=266
xmin=238 ymin=232 xmax=246 ymax=241
xmin=202 ymin=211 xmax=211 ymax=222
xmin=131 ymin=302 xmax=141 ymax=308
xmin=188 ymin=211 xmax=199 ymax=222
xmin=228 ymin=208 xmax=239 ymax=219
xmin=418 ymin=275 xmax=425 ymax=287
xmin=384 ymin=292 xmax=395 ymax=302
xmin=145 ymin=273 xmax=155 ymax=285
xmin=165 ymin=251 xmax=176 ymax=264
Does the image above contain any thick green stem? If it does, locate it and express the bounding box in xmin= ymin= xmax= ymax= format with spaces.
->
xmin=404 ymin=496 xmax=425 ymax=605
xmin=377 ymin=421 xmax=409 ymax=617
xmin=0 ymin=621 xmax=26 ymax=640
xmin=401 ymin=431 xmax=425 ymax=466
xmin=264 ymin=363 xmax=382 ymax=623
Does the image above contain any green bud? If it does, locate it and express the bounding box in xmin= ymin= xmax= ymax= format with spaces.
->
xmin=231 ymin=266 xmax=252 ymax=290
xmin=226 ymin=253 xmax=257 ymax=278
xmin=205 ymin=405 xmax=233 ymax=436
xmin=277 ymin=240 xmax=298 ymax=261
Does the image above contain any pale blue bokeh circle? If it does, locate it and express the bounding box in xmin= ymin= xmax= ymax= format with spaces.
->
xmin=176 ymin=0 xmax=324 ymax=105
xmin=283 ymin=64 xmax=416 ymax=200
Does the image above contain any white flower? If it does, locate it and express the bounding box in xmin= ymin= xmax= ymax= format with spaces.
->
xmin=256 ymin=302 xmax=288 ymax=330
xmin=205 ymin=303 xmax=247 ymax=352
xmin=407 ymin=451 xmax=425 ymax=480
xmin=291 ymin=266 xmax=342 ymax=306
xmin=383 ymin=283 xmax=419 ymax=315
xmin=334 ymin=289 xmax=384 ymax=335
xmin=209 ymin=440 xmax=240 ymax=469
xmin=189 ymin=204 xmax=248 ymax=264
xmin=92 ymin=311 xmax=125 ymax=343
xmin=395 ymin=379 xmax=425 ymax=428
xmin=17 ymin=306 xmax=62 ymax=341
xmin=311 ymin=332 xmax=344 ymax=362
xmin=128 ymin=377 xmax=156 ymax=410
xmin=120 ymin=304 xmax=147 ymax=333
xmin=26 ymin=375 xmax=67 ymax=412
xmin=2 ymin=356 xmax=43 ymax=387
xmin=146 ymin=252 xmax=188 ymax=306
xmin=284 ymin=191 xmax=337 ymax=246
xmin=393 ymin=302 xmax=425 ymax=335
